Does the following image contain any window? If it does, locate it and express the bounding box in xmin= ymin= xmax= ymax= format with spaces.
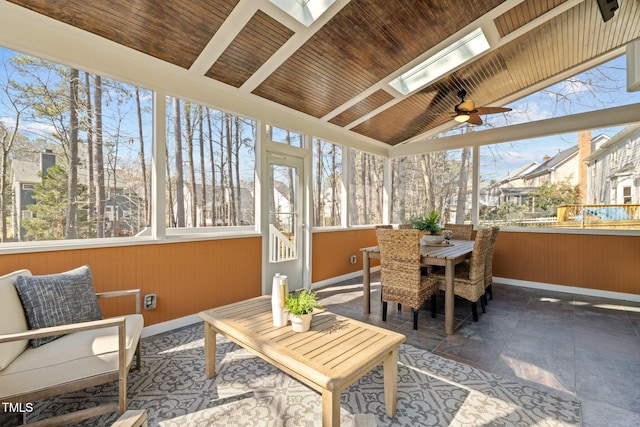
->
xmin=267 ymin=125 xmax=304 ymax=148
xmin=1 ymin=47 xmax=153 ymax=242
xmin=390 ymin=28 xmax=490 ymax=95
xmin=312 ymin=138 xmax=342 ymax=227
xmin=623 ymin=186 xmax=632 ymax=204
xmin=349 ymin=149 xmax=384 ymax=225
xmin=165 ymin=98 xmax=256 ymax=228
xmin=392 ymin=149 xmax=472 ymax=226
xmin=479 ymin=125 xmax=640 ymax=229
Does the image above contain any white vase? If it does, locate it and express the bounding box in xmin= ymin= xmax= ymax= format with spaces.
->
xmin=290 ymin=313 xmax=312 ymax=332
xmin=271 ymin=274 xmax=288 ymax=327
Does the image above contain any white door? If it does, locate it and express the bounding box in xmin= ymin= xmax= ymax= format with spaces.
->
xmin=263 ymin=153 xmax=306 ymax=294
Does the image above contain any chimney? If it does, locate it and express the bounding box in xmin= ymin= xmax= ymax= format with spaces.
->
xmin=542 ymin=155 xmax=551 ymax=163
xmin=578 ymin=130 xmax=592 ymax=204
xmin=40 ymin=149 xmax=56 ymax=177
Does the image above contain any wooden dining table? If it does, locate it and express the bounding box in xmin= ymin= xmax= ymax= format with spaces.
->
xmin=360 ymin=239 xmax=475 ymax=335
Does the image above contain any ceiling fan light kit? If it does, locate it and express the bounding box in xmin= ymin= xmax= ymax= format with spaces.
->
xmin=450 ymin=89 xmax=512 ymax=125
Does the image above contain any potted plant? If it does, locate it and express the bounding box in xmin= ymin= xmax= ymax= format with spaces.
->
xmin=411 ymin=210 xmax=445 ymax=245
xmin=285 ymin=289 xmax=322 ymax=332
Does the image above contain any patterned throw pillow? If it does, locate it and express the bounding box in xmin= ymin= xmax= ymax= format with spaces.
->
xmin=14 ymin=265 xmax=103 ymax=348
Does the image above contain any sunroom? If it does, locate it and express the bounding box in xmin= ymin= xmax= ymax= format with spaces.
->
xmin=0 ymin=1 xmax=639 ymax=426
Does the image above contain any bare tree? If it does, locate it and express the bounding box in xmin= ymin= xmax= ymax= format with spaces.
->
xmin=198 ymin=106 xmax=207 ymax=226
xmin=455 ymin=147 xmax=471 ymax=223
xmin=84 ymin=73 xmax=95 ymax=224
xmin=0 ymin=61 xmax=27 ymax=242
xmin=184 ymin=101 xmax=197 ymax=226
xmin=93 ymin=75 xmax=106 ymax=238
xmin=206 ymin=108 xmax=217 ymax=225
xmin=65 ymin=68 xmax=79 ymax=239
xmin=173 ymin=97 xmax=185 ymax=227
xmin=225 ymin=114 xmax=236 ymax=225
xmin=134 ymin=87 xmax=148 ymax=224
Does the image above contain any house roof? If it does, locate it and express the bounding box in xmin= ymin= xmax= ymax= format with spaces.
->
xmin=521 ymin=145 xmax=579 ymax=179
xmin=500 ymin=161 xmax=540 ymax=183
xmin=2 ymin=1 xmax=639 ymax=152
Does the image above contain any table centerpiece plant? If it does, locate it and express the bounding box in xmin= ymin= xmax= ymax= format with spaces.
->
xmin=411 ymin=210 xmax=445 ymax=244
xmin=285 ymin=289 xmax=322 ymax=332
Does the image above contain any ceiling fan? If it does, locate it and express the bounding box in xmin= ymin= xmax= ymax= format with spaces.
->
xmin=453 ymin=89 xmax=511 ymax=125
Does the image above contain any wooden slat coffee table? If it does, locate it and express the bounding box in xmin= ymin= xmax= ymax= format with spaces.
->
xmin=199 ymin=296 xmax=406 ymax=427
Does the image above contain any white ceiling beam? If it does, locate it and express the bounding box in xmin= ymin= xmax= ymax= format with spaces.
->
xmin=390 ymin=103 xmax=640 ymax=158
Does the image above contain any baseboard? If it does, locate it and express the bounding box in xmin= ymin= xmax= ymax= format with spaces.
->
xmin=494 ymin=277 xmax=640 ymax=303
xmin=141 ymin=313 xmax=201 ymax=338
xmin=311 ymin=266 xmax=380 ymax=290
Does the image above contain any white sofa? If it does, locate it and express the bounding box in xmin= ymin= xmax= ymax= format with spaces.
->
xmin=0 ymin=269 xmax=144 ymax=426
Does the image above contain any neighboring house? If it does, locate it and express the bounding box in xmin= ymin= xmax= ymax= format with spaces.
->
xmin=585 ymin=124 xmax=640 ymax=205
xmin=480 ymin=161 xmax=539 ymax=208
xmin=521 ymin=145 xmax=580 ymax=188
xmin=9 ymin=150 xmax=56 ymax=241
xmin=482 ymin=131 xmax=613 ymax=212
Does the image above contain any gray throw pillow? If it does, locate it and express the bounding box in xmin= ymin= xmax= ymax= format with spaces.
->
xmin=14 ymin=265 xmax=103 ymax=348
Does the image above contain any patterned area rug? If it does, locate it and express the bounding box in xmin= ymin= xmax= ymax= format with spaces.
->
xmin=25 ymin=323 xmax=581 ymax=426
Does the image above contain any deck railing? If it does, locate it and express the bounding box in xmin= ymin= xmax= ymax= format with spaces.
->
xmin=557 ymin=204 xmax=640 ymax=221
xmin=269 ymin=224 xmax=296 ymax=262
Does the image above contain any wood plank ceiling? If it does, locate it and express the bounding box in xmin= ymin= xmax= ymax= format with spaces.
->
xmin=6 ymin=0 xmax=640 ymax=147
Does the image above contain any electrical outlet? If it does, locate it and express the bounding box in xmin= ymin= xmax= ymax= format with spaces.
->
xmin=350 ymin=255 xmax=357 ymax=264
xmin=144 ymin=293 xmax=157 ymax=310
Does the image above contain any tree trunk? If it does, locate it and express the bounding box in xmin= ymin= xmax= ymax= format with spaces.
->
xmin=206 ymin=108 xmax=217 ymax=226
xmin=225 ymin=114 xmax=236 ymax=225
xmin=234 ymin=116 xmax=241 ymax=224
xmin=173 ymin=97 xmax=185 ymax=227
xmin=198 ymin=106 xmax=207 ymax=226
xmin=65 ymin=68 xmax=79 ymax=239
xmin=134 ymin=87 xmax=148 ymax=225
xmin=0 ymin=112 xmax=19 ymax=242
xmin=456 ymin=147 xmax=471 ymax=223
xmin=85 ymin=73 xmax=95 ymax=225
xmin=93 ymin=75 xmax=106 ymax=238
xmin=330 ymin=144 xmax=337 ymax=225
xmin=165 ymin=143 xmax=175 ymax=227
xmin=184 ymin=102 xmax=197 ymax=227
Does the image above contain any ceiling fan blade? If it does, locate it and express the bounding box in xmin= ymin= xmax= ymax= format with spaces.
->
xmin=466 ymin=114 xmax=483 ymax=125
xmin=475 ymin=106 xmax=512 ymax=115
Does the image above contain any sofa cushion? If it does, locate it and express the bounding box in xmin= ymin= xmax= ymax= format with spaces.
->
xmin=14 ymin=265 xmax=103 ymax=348
xmin=0 ymin=270 xmax=31 ymax=371
xmin=0 ymin=313 xmax=143 ymax=399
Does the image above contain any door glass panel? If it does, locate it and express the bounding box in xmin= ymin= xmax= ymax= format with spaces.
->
xmin=269 ymin=164 xmax=298 ymax=262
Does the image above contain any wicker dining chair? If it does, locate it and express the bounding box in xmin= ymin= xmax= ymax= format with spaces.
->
xmin=431 ymin=227 xmax=493 ymax=322
xmin=484 ymin=226 xmax=500 ymax=301
xmin=375 ymin=225 xmax=393 ymax=229
xmin=444 ymin=223 xmax=473 ymax=240
xmin=376 ymin=228 xmax=438 ymax=330
xmin=397 ymin=224 xmax=413 ymax=229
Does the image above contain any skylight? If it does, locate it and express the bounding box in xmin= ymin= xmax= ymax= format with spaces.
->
xmin=389 ymin=28 xmax=491 ymax=95
xmin=269 ymin=0 xmax=336 ymax=27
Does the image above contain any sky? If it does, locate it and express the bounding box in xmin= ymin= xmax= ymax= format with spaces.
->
xmin=472 ymin=54 xmax=640 ymax=182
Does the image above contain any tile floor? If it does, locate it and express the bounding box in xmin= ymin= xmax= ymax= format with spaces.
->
xmin=315 ymin=272 xmax=640 ymax=427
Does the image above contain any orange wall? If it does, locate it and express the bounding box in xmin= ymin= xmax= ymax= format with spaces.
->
xmin=0 ymin=237 xmax=262 ymax=326
xmin=310 ymin=228 xmax=640 ymax=296
xmin=493 ymin=231 xmax=640 ymax=294
xmin=311 ymin=228 xmax=379 ymax=283
xmin=2 ymin=230 xmax=638 ymax=329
